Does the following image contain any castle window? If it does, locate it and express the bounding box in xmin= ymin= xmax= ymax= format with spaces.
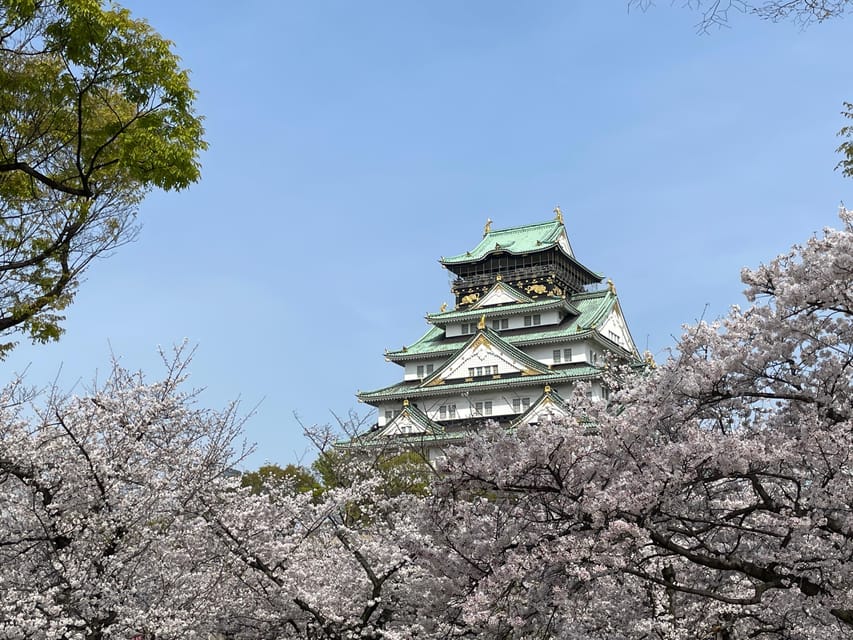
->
xmin=475 ymin=401 xmax=493 ymax=416
xmin=523 ymin=314 xmax=542 ymax=327
xmin=512 ymin=397 xmax=530 ymax=412
xmin=439 ymin=404 xmax=456 ymax=419
xmin=552 ymin=349 xmax=561 ymax=363
xmin=416 ymin=365 xmax=424 ymax=378
xmin=426 ymin=364 xmax=434 ymax=374
xmin=564 ymin=348 xmax=572 ymax=361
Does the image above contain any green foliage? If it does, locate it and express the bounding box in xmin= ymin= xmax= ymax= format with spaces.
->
xmin=375 ymin=451 xmax=432 ymax=497
xmin=312 ymin=450 xmax=347 ymax=490
xmin=241 ymin=464 xmax=323 ymax=498
xmin=837 ymin=102 xmax=853 ymax=178
xmin=314 ymin=449 xmax=433 ymax=498
xmin=0 ymin=0 xmax=206 ymax=355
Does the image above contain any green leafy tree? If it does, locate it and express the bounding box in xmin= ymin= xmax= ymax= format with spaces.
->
xmin=241 ymin=464 xmax=323 ymax=498
xmin=839 ymin=102 xmax=853 ymax=178
xmin=314 ymin=449 xmax=432 ymax=496
xmin=0 ymin=0 xmax=206 ymax=355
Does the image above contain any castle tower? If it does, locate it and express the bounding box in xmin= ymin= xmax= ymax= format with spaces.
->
xmin=350 ymin=209 xmax=640 ymax=457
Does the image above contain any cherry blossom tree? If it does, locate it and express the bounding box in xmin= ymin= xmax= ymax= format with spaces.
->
xmin=0 ymin=347 xmax=247 ymax=640
xmin=7 ymin=206 xmax=853 ymax=639
xmin=205 ymin=422 xmax=442 ymax=640
xmin=415 ymin=207 xmax=853 ymax=639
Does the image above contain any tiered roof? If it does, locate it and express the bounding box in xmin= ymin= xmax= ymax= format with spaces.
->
xmin=385 ymin=288 xmax=626 ymax=362
xmin=440 ymin=219 xmax=574 ymax=263
xmin=440 ymin=218 xmax=602 ymax=288
xmin=357 ymin=363 xmax=601 ymax=403
xmin=347 ymin=385 xmax=582 ymax=449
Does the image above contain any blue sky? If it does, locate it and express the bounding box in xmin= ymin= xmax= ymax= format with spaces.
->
xmin=5 ymin=1 xmax=851 ymax=468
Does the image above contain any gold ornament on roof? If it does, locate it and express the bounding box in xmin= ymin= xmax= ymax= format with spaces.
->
xmin=544 ymin=384 xmax=552 ymax=394
xmin=483 ymin=218 xmax=492 ymax=237
xmin=477 ymin=314 xmax=486 ymax=330
xmin=496 ymin=274 xmax=502 ymax=281
xmin=554 ymin=205 xmax=563 ymax=224
xmin=644 ymin=351 xmax=657 ymax=369
xmin=403 ymin=399 xmax=410 ymax=407
xmin=607 ymin=279 xmax=617 ymax=295
xmin=440 ymin=302 xmax=447 ymax=313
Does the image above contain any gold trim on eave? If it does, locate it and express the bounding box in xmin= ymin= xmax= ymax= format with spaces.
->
xmin=471 ymin=334 xmax=492 ymax=349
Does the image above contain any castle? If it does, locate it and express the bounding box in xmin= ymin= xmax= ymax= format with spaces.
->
xmin=350 ymin=208 xmax=640 ymax=457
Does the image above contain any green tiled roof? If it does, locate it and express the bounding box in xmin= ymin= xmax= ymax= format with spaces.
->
xmin=441 ymin=220 xmax=567 ymax=265
xmin=385 ymin=325 xmax=444 ymax=357
xmin=426 ymin=297 xmax=580 ymax=325
xmin=338 ymin=427 xmax=468 ymax=449
xmin=381 ymin=403 xmax=442 ymax=436
xmin=510 ymin=387 xmax=572 ymax=428
xmin=419 ymin=327 xmax=551 ymax=387
xmin=358 ymin=364 xmax=601 ymax=403
xmin=388 ymin=289 xmax=616 ymax=361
